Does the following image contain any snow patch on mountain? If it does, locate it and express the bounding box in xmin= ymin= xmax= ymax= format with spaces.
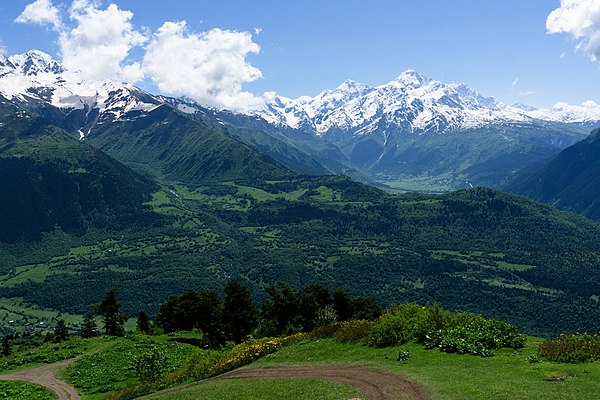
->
xmin=528 ymin=101 xmax=600 ymax=124
xmin=0 ymin=50 xmax=161 ymax=129
xmin=258 ymin=70 xmax=600 ymax=137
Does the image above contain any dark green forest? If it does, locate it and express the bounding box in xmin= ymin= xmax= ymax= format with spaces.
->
xmin=1 ymin=99 xmax=600 ymax=339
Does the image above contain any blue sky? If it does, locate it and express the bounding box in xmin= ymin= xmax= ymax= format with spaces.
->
xmin=1 ymin=0 xmax=599 ymax=110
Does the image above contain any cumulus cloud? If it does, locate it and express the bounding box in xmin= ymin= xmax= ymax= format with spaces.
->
xmin=59 ymin=0 xmax=147 ymax=82
xmin=15 ymin=0 xmax=62 ymax=31
xmin=143 ymin=21 xmax=265 ymax=111
xmin=547 ymin=0 xmax=600 ymax=61
xmin=15 ymin=0 xmax=268 ymax=111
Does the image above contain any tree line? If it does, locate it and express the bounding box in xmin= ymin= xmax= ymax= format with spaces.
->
xmin=42 ymin=280 xmax=382 ymax=350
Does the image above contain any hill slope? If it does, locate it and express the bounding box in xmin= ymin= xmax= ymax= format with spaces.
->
xmin=0 ymin=98 xmax=159 ymax=243
xmin=508 ymin=128 xmax=600 ymax=220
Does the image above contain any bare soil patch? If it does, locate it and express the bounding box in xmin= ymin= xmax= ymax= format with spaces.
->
xmin=147 ymin=365 xmax=431 ymax=400
xmin=0 ymin=359 xmax=80 ymax=400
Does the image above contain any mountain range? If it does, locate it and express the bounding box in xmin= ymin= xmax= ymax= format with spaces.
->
xmin=2 ymin=50 xmax=599 ymax=192
xmin=257 ymin=70 xmax=599 ymax=191
xmin=2 ymin=50 xmax=600 ymax=337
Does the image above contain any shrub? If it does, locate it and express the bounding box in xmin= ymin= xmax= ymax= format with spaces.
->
xmin=208 ymin=333 xmax=308 ymax=376
xmin=129 ymin=346 xmax=168 ymax=382
xmin=423 ymin=316 xmax=525 ymax=357
xmin=367 ymin=303 xmax=453 ymax=347
xmin=333 ymin=320 xmax=372 ymax=343
xmin=366 ymin=304 xmax=525 ymax=357
xmin=397 ymin=350 xmax=410 ymax=362
xmin=539 ymin=333 xmax=600 ymax=363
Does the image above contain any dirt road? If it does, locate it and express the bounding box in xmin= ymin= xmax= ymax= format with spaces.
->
xmin=147 ymin=365 xmax=431 ymax=400
xmin=0 ymin=359 xmax=80 ymax=400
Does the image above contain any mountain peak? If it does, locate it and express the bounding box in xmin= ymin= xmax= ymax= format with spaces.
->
xmin=389 ymin=69 xmax=430 ymax=88
xmin=334 ymin=79 xmax=371 ymax=94
xmin=8 ymin=50 xmax=63 ymax=75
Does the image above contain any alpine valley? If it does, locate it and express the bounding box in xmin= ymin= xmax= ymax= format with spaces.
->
xmin=2 ymin=50 xmax=600 ymax=339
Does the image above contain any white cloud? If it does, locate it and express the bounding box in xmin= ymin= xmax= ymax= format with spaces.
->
xmin=547 ymin=0 xmax=600 ymax=61
xmin=58 ymin=1 xmax=147 ymax=82
xmin=143 ymin=21 xmax=266 ymax=111
xmin=560 ymin=52 xmax=567 ymax=58
xmin=15 ymin=0 xmax=62 ymax=31
xmin=510 ymin=77 xmax=519 ymax=90
xmin=519 ymin=91 xmax=533 ymax=96
xmin=15 ymin=1 xmax=268 ymax=111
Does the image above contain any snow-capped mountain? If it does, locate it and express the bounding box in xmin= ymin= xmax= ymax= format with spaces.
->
xmin=0 ymin=50 xmax=161 ymax=135
xmin=258 ymin=70 xmax=600 ymax=138
xmin=1 ymin=50 xmax=599 ymax=192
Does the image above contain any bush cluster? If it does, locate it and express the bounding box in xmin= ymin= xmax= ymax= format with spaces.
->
xmin=539 ymin=333 xmax=600 ymax=363
xmin=366 ymin=304 xmax=525 ymax=357
xmin=366 ymin=304 xmax=453 ymax=347
xmin=306 ymin=320 xmax=373 ymax=342
xmin=207 ymin=333 xmax=308 ymax=376
xmin=423 ymin=318 xmax=525 ymax=357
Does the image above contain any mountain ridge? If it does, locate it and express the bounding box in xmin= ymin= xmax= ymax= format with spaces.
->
xmin=1 ymin=50 xmax=598 ymax=193
xmin=257 ymin=69 xmax=600 ymax=136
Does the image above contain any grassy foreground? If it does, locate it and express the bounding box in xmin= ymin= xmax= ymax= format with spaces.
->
xmin=0 ymin=380 xmax=55 ymax=400
xmin=150 ymin=338 xmax=600 ymax=400
xmin=155 ymin=378 xmax=364 ymax=400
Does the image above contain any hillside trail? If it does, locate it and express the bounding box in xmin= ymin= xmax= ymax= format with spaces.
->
xmin=0 ymin=358 xmax=80 ymax=400
xmin=144 ymin=365 xmax=432 ymax=400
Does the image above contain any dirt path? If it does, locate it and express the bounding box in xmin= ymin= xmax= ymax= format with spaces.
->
xmin=146 ymin=365 xmax=431 ymax=400
xmin=0 ymin=359 xmax=80 ymax=400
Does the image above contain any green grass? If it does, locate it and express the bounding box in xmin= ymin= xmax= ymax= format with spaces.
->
xmin=0 ymin=298 xmax=83 ymax=333
xmin=154 ymin=378 xmax=365 ymax=400
xmin=430 ymin=249 xmax=538 ymax=271
xmin=379 ymin=173 xmax=461 ymax=193
xmin=308 ymin=186 xmax=343 ymax=202
xmin=65 ymin=335 xmax=201 ymax=398
xmin=0 ymin=380 xmax=56 ymax=400
xmin=0 ymin=337 xmax=117 ymax=374
xmin=234 ymin=183 xmax=307 ymax=202
xmin=242 ymin=338 xmax=600 ymax=400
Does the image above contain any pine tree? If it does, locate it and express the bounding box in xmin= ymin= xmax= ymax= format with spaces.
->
xmin=137 ymin=310 xmax=152 ymax=334
xmin=333 ymin=288 xmax=354 ymax=321
xmin=81 ymin=314 xmax=97 ymax=338
xmin=54 ymin=320 xmax=69 ymax=342
xmin=197 ymin=289 xmax=223 ymax=346
xmin=222 ymin=279 xmax=258 ymax=343
xmin=94 ymin=287 xmax=128 ymax=336
xmin=2 ymin=336 xmax=10 ymax=357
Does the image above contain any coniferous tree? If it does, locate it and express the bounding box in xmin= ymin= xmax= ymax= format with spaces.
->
xmin=54 ymin=320 xmax=69 ymax=342
xmin=2 ymin=336 xmax=10 ymax=357
xmin=262 ymin=282 xmax=302 ymax=334
xmin=81 ymin=314 xmax=97 ymax=338
xmin=137 ymin=310 xmax=152 ymax=334
xmin=197 ymin=289 xmax=223 ymax=346
xmin=94 ymin=287 xmax=128 ymax=336
xmin=300 ymin=284 xmax=330 ymax=331
xmin=222 ymin=279 xmax=258 ymax=343
xmin=156 ymin=295 xmax=179 ymax=334
xmin=173 ymin=290 xmax=201 ymax=331
xmin=333 ymin=288 xmax=354 ymax=321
